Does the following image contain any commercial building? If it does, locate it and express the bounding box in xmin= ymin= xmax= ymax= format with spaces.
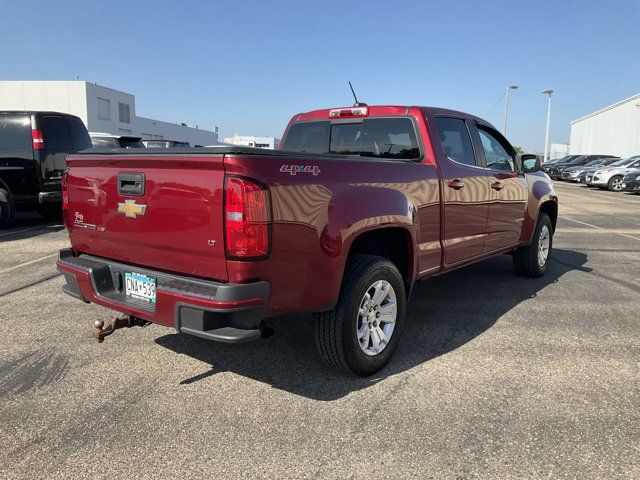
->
xmin=0 ymin=81 xmax=219 ymax=146
xmin=570 ymin=93 xmax=640 ymax=157
xmin=224 ymin=134 xmax=279 ymax=149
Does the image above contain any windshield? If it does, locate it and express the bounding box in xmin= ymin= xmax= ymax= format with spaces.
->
xmin=585 ymin=159 xmax=604 ymax=167
xmin=608 ymin=157 xmax=638 ymax=167
xmin=119 ymin=137 xmax=145 ymax=148
xmin=567 ymin=156 xmax=586 ymax=164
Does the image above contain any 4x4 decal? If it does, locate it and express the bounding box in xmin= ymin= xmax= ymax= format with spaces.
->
xmin=280 ymin=165 xmax=321 ymax=176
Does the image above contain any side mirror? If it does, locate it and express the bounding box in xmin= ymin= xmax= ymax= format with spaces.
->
xmin=521 ymin=154 xmax=541 ymax=173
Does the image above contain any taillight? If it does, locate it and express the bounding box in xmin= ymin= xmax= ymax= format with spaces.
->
xmin=32 ymin=129 xmax=44 ymax=150
xmin=224 ymin=176 xmax=270 ymax=259
xmin=62 ymin=170 xmax=70 ymax=230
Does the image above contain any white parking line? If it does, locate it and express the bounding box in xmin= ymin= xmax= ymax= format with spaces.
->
xmin=0 ymin=253 xmax=58 ymax=274
xmin=559 ymin=216 xmax=640 ymax=242
xmin=0 ymin=223 xmax=61 ymax=238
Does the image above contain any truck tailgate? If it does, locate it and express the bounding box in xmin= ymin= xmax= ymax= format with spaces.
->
xmin=65 ymin=154 xmax=228 ymax=281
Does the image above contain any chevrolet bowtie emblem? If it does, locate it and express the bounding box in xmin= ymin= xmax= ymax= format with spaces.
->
xmin=117 ymin=200 xmax=147 ymax=219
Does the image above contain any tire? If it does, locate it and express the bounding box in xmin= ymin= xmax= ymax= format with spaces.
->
xmin=0 ymin=188 xmax=16 ymax=229
xmin=314 ymin=255 xmax=406 ymax=376
xmin=607 ymin=175 xmax=623 ymax=192
xmin=513 ymin=213 xmax=553 ymax=278
xmin=36 ymin=202 xmax=62 ymax=221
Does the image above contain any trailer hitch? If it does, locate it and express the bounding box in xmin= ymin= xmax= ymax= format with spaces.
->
xmin=93 ymin=316 xmax=151 ymax=343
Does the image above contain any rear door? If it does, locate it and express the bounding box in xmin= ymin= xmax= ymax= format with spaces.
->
xmin=433 ymin=116 xmax=493 ymax=265
xmin=39 ymin=115 xmax=73 ymax=186
xmin=471 ymin=124 xmax=528 ymax=252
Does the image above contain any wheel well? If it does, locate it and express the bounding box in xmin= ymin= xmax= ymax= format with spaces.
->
xmin=347 ymin=228 xmax=413 ymax=287
xmin=539 ymin=201 xmax=558 ymax=233
xmin=0 ymin=178 xmax=10 ymax=194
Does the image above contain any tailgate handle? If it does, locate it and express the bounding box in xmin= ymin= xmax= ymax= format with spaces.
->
xmin=118 ymin=173 xmax=145 ymax=196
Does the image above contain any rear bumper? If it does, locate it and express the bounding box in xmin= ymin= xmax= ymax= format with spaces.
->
xmin=39 ymin=191 xmax=62 ymax=203
xmin=56 ymin=249 xmax=270 ymax=343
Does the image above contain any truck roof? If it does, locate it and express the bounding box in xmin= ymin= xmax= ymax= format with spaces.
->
xmin=292 ymin=105 xmax=491 ymax=126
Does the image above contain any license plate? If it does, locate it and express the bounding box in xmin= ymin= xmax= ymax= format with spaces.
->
xmin=125 ymin=272 xmax=156 ymax=303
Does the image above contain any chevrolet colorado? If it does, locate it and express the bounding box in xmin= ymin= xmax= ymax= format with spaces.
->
xmin=57 ymin=105 xmax=558 ymax=375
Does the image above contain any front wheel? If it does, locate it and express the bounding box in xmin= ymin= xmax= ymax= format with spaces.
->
xmin=314 ymin=255 xmax=406 ymax=376
xmin=513 ymin=213 xmax=553 ymax=278
xmin=608 ymin=175 xmax=623 ymax=192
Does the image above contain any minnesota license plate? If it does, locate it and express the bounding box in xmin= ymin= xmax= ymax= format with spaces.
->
xmin=125 ymin=272 xmax=156 ymax=303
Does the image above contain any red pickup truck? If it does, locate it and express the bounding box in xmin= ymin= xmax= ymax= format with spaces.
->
xmin=57 ymin=105 xmax=558 ymax=375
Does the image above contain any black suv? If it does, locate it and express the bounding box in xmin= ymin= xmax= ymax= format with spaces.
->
xmin=0 ymin=111 xmax=91 ymax=228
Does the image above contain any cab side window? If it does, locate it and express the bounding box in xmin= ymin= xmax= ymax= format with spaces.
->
xmin=477 ymin=127 xmax=515 ymax=172
xmin=434 ymin=117 xmax=477 ymax=167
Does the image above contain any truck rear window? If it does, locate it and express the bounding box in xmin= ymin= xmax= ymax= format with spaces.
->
xmin=0 ymin=113 xmax=31 ymax=151
xmin=282 ymin=118 xmax=420 ymax=160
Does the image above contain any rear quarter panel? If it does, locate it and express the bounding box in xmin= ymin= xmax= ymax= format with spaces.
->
xmin=224 ymin=153 xmax=440 ymax=316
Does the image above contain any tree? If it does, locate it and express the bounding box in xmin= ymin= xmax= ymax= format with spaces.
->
xmin=513 ymin=146 xmax=524 ymax=155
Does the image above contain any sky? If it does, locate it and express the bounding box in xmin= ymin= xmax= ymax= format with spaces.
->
xmin=1 ymin=0 xmax=638 ymax=152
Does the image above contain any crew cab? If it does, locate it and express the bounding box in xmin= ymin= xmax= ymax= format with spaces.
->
xmin=57 ymin=105 xmax=558 ymax=376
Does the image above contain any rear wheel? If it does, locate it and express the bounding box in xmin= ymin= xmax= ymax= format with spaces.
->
xmin=314 ymin=255 xmax=406 ymax=376
xmin=608 ymin=175 xmax=623 ymax=192
xmin=0 ymin=188 xmax=15 ymax=229
xmin=513 ymin=213 xmax=553 ymax=278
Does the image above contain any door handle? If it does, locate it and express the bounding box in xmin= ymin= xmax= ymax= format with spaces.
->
xmin=491 ymin=181 xmax=503 ymax=191
xmin=448 ymin=179 xmax=465 ymax=190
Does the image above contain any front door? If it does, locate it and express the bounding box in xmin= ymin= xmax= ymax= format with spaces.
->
xmin=473 ymin=124 xmax=528 ymax=252
xmin=433 ymin=116 xmax=493 ymax=265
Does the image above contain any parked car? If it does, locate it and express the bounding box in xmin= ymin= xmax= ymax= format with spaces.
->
xmin=561 ymin=157 xmax=620 ymax=182
xmin=547 ymin=154 xmax=618 ymax=180
xmin=0 ymin=111 xmax=91 ymax=228
xmin=90 ymin=133 xmax=145 ymax=149
xmin=57 ymin=104 xmax=558 ymax=376
xmin=142 ymin=139 xmax=190 ymax=148
xmin=541 ymin=155 xmax=581 ymax=174
xmin=621 ymin=170 xmax=640 ymax=193
xmin=585 ymin=156 xmax=640 ymax=191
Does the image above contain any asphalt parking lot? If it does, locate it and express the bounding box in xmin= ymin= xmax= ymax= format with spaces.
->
xmin=0 ymin=182 xmax=638 ymax=479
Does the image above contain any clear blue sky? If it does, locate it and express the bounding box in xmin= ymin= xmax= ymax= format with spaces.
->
xmin=1 ymin=0 xmax=638 ymax=152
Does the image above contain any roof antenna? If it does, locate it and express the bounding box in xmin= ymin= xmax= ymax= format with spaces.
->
xmin=349 ymin=81 xmax=367 ymax=107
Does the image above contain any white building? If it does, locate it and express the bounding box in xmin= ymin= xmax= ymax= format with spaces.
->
xmin=224 ymin=134 xmax=279 ymax=149
xmin=570 ymin=92 xmax=640 ymax=157
xmin=0 ymin=81 xmax=219 ymax=146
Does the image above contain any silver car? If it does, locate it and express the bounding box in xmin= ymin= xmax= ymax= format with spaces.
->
xmin=585 ymin=156 xmax=640 ymax=191
xmin=562 ymin=158 xmax=619 ymax=182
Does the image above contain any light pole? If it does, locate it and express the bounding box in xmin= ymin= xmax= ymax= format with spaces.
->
xmin=542 ymin=89 xmax=553 ymax=162
xmin=503 ymin=85 xmax=518 ymax=136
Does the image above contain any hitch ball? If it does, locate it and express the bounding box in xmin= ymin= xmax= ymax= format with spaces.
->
xmin=94 ymin=320 xmax=105 ymax=330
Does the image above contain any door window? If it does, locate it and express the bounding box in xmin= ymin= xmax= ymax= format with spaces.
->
xmin=434 ymin=117 xmax=477 ymax=166
xmin=477 ymin=127 xmax=515 ymax=172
